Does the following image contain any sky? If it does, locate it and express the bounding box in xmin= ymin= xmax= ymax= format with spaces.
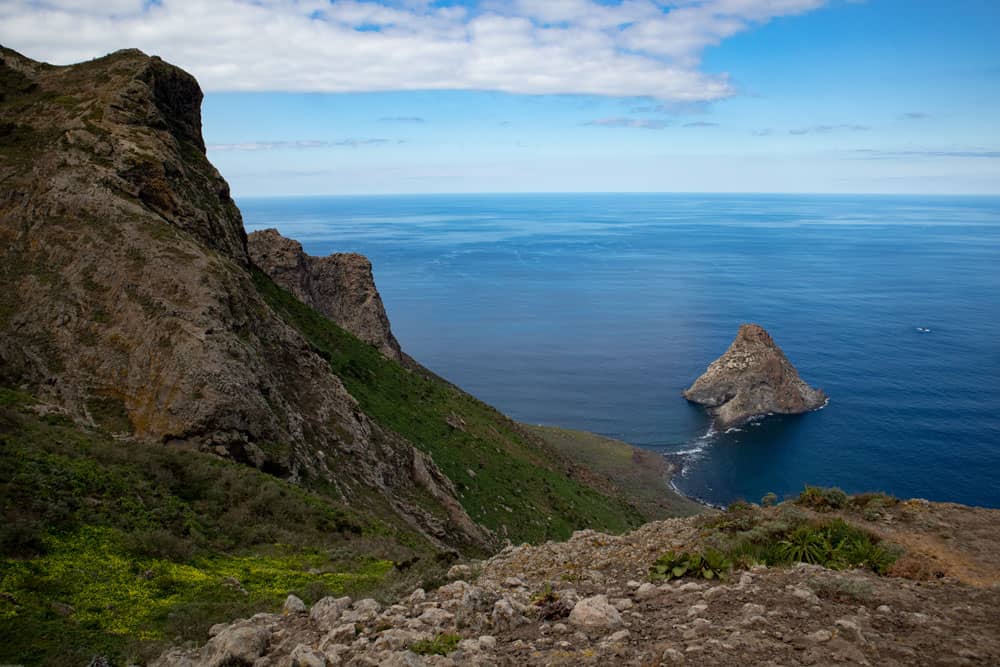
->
xmin=2 ymin=0 xmax=999 ymax=195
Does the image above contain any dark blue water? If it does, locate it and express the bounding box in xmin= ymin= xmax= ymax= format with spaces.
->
xmin=240 ymin=194 xmax=1000 ymax=509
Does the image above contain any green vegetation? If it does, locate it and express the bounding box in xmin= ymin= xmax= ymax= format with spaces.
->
xmin=650 ymin=549 xmax=733 ymax=581
xmin=695 ymin=501 xmax=902 ymax=575
xmin=850 ymin=492 xmax=900 ymax=521
xmin=410 ymin=632 xmax=461 ymax=656
xmin=795 ymin=484 xmax=849 ymax=511
xmin=254 ymin=269 xmax=647 ymax=543
xmin=0 ymin=392 xmax=439 ymax=666
xmin=525 ymin=425 xmax=703 ymax=520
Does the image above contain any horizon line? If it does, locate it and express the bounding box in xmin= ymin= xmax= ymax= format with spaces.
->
xmin=234 ymin=191 xmax=1000 ymax=199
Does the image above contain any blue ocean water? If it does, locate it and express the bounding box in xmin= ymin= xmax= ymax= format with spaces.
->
xmin=240 ymin=194 xmax=1000 ymax=509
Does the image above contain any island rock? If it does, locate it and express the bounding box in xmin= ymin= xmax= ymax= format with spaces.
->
xmin=683 ymin=324 xmax=826 ymax=428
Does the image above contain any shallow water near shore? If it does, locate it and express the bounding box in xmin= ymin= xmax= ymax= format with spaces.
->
xmin=241 ymin=193 xmax=1000 ymax=509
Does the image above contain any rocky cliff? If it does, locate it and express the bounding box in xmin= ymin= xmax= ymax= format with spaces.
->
xmin=0 ymin=44 xmax=662 ymax=566
xmin=0 ymin=45 xmax=486 ymax=550
xmin=248 ymin=228 xmax=402 ymax=361
xmin=683 ymin=324 xmax=827 ymax=428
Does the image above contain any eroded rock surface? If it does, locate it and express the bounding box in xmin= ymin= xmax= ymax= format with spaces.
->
xmin=248 ymin=228 xmax=402 ymax=361
xmin=153 ymin=500 xmax=1000 ymax=666
xmin=683 ymin=324 xmax=827 ymax=428
xmin=0 ymin=46 xmax=485 ymax=550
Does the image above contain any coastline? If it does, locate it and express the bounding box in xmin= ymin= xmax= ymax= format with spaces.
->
xmin=525 ymin=424 xmax=706 ymax=519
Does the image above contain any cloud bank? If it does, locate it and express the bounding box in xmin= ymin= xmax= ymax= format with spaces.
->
xmin=208 ymin=138 xmax=392 ymax=151
xmin=0 ymin=0 xmax=827 ymax=101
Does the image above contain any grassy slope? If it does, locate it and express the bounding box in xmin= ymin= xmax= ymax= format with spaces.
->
xmin=525 ymin=425 xmax=703 ymax=520
xmin=0 ymin=389 xmax=443 ymax=666
xmin=254 ymin=270 xmax=648 ymax=544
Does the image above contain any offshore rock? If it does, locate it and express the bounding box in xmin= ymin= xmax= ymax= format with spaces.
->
xmin=248 ymin=228 xmax=402 ymax=361
xmin=683 ymin=324 xmax=826 ymax=428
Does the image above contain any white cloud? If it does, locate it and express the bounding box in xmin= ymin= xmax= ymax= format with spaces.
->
xmin=0 ymin=0 xmax=827 ymax=101
xmin=585 ymin=117 xmax=671 ymax=129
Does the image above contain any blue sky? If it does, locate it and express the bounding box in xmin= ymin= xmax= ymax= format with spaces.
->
xmin=2 ymin=0 xmax=998 ymax=194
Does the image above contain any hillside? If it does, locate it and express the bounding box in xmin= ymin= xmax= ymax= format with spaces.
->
xmin=154 ymin=491 xmax=1000 ymax=666
xmin=0 ymin=45 xmax=697 ymax=665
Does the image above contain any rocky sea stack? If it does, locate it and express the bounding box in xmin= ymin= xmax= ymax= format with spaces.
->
xmin=248 ymin=228 xmax=403 ymax=361
xmin=683 ymin=324 xmax=827 ymax=428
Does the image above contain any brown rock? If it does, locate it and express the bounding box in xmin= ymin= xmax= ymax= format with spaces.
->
xmin=683 ymin=324 xmax=826 ymax=428
xmin=0 ymin=46 xmax=485 ymax=551
xmin=248 ymin=228 xmax=402 ymax=361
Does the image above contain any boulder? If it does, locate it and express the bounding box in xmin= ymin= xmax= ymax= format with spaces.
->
xmin=200 ymin=623 xmax=270 ymax=666
xmin=311 ymin=596 xmax=353 ymax=629
xmin=283 ymin=594 xmax=307 ymax=615
xmin=568 ymin=595 xmax=623 ymax=630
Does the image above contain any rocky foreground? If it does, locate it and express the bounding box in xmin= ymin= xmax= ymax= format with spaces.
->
xmin=154 ymin=500 xmax=1000 ymax=667
xmin=684 ymin=324 xmax=827 ymax=428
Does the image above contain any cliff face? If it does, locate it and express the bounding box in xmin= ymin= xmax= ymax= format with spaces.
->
xmin=683 ymin=324 xmax=827 ymax=428
xmin=248 ymin=228 xmax=403 ymax=361
xmin=0 ymin=46 xmax=486 ymax=550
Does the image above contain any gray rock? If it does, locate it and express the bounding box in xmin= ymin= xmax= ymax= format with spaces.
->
xmin=322 ymin=622 xmax=358 ymax=646
xmin=568 ymin=595 xmax=623 ymax=630
xmin=490 ymin=598 xmax=525 ymax=632
xmin=806 ymin=629 xmax=833 ymax=643
xmin=686 ymin=603 xmax=708 ymax=617
xmin=311 ymin=597 xmax=353 ymax=629
xmin=634 ymin=583 xmax=659 ymax=600
xmin=200 ymin=623 xmax=270 ymax=667
xmin=419 ymin=607 xmax=455 ymax=629
xmin=683 ymin=324 xmax=827 ymax=428
xmin=607 ymin=629 xmax=631 ymax=642
xmin=248 ymin=229 xmax=402 ymax=361
xmin=283 ymin=594 xmax=307 ymax=615
xmin=342 ymin=599 xmax=381 ymax=624
xmin=379 ymin=651 xmax=428 ymax=667
xmin=288 ymin=644 xmax=327 ymax=667
xmin=373 ymin=629 xmax=425 ymax=651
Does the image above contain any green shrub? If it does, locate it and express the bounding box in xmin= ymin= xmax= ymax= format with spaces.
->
xmin=723 ymin=518 xmax=899 ymax=574
xmin=851 ymin=493 xmax=899 ymax=521
xmin=411 ymin=633 xmax=461 ymax=656
xmin=650 ymin=549 xmax=732 ymax=582
xmin=700 ymin=503 xmax=759 ymax=533
xmin=777 ymin=526 xmax=828 ymax=564
xmin=761 ymin=492 xmax=778 ymax=507
xmin=796 ymin=485 xmax=848 ymax=511
xmin=0 ymin=400 xmax=433 ymax=666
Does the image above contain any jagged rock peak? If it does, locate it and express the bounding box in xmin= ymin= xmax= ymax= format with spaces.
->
xmin=248 ymin=228 xmax=403 ymax=361
xmin=0 ymin=46 xmax=488 ymax=551
xmin=683 ymin=323 xmax=827 ymax=428
xmin=0 ymin=45 xmax=247 ymax=262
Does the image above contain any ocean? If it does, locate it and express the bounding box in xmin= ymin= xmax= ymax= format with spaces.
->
xmin=240 ymin=193 xmax=1000 ymax=509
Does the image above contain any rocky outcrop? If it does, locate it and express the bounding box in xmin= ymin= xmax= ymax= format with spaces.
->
xmin=683 ymin=324 xmax=826 ymax=428
xmin=248 ymin=228 xmax=402 ymax=361
xmin=153 ymin=500 xmax=1000 ymax=666
xmin=0 ymin=46 xmax=485 ymax=550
